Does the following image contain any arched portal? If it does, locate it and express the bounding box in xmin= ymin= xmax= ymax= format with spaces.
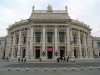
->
xmin=35 ymin=46 xmax=40 ymax=59
xmin=47 ymin=47 xmax=53 ymax=59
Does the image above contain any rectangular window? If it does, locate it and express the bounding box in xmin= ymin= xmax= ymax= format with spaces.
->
xmin=97 ymin=42 xmax=100 ymax=48
xmin=24 ymin=36 xmax=27 ymax=44
xmin=80 ymin=36 xmax=83 ymax=44
xmin=35 ymin=32 xmax=41 ymax=43
xmin=16 ymin=36 xmax=19 ymax=44
xmin=0 ymin=41 xmax=1 ymax=46
xmin=22 ymin=34 xmax=27 ymax=44
xmin=59 ymin=32 xmax=65 ymax=43
xmin=73 ymin=34 xmax=77 ymax=44
xmin=47 ymin=32 xmax=53 ymax=43
xmin=86 ymin=37 xmax=88 ymax=45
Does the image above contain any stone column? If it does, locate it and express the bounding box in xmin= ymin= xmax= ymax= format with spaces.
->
xmin=70 ymin=29 xmax=74 ymax=57
xmin=11 ymin=32 xmax=16 ymax=58
xmin=26 ymin=29 xmax=30 ymax=59
xmin=55 ymin=28 xmax=58 ymax=59
xmin=6 ymin=35 xmax=12 ymax=58
xmin=66 ymin=28 xmax=70 ymax=56
xmin=17 ymin=30 xmax=21 ymax=58
xmin=30 ymin=27 xmax=34 ymax=60
xmin=42 ymin=27 xmax=46 ymax=60
xmin=84 ymin=33 xmax=88 ymax=58
xmin=78 ymin=30 xmax=82 ymax=58
xmin=33 ymin=30 xmax=35 ymax=44
xmin=88 ymin=33 xmax=93 ymax=58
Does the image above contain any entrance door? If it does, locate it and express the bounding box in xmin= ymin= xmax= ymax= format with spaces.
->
xmin=60 ymin=47 xmax=65 ymax=58
xmin=74 ymin=48 xmax=77 ymax=58
xmin=22 ymin=49 xmax=26 ymax=58
xmin=47 ymin=47 xmax=53 ymax=59
xmin=35 ymin=47 xmax=40 ymax=59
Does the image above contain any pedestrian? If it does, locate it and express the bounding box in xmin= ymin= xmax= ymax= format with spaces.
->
xmin=21 ymin=58 xmax=23 ymax=63
xmin=61 ymin=57 xmax=63 ymax=62
xmin=39 ymin=58 xmax=41 ymax=62
xmin=23 ymin=58 xmax=26 ymax=63
xmin=64 ymin=57 xmax=66 ymax=62
xmin=67 ymin=56 xmax=69 ymax=62
xmin=18 ymin=58 xmax=20 ymax=63
xmin=57 ymin=58 xmax=59 ymax=63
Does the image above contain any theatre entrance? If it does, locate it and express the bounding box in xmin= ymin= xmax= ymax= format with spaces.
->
xmin=35 ymin=47 xmax=40 ymax=59
xmin=60 ymin=46 xmax=65 ymax=58
xmin=22 ymin=48 xmax=26 ymax=58
xmin=47 ymin=47 xmax=53 ymax=59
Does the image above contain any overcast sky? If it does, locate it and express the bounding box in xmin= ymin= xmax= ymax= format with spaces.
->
xmin=0 ymin=0 xmax=100 ymax=37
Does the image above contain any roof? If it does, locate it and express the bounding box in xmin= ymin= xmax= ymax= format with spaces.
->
xmin=29 ymin=10 xmax=70 ymax=21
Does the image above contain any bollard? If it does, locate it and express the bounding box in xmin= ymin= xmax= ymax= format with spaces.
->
xmin=35 ymin=68 xmax=39 ymax=71
xmin=53 ymin=68 xmax=57 ymax=71
xmin=25 ymin=68 xmax=29 ymax=71
xmin=97 ymin=67 xmax=100 ymax=70
xmin=16 ymin=68 xmax=20 ymax=71
xmin=44 ymin=68 xmax=48 ymax=71
xmin=63 ymin=68 xmax=66 ymax=71
xmin=72 ymin=68 xmax=76 ymax=71
xmin=80 ymin=67 xmax=84 ymax=70
xmin=89 ymin=67 xmax=93 ymax=70
xmin=8 ymin=68 xmax=11 ymax=71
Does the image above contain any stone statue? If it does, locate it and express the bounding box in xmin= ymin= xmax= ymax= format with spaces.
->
xmin=32 ymin=5 xmax=35 ymax=11
xmin=47 ymin=4 xmax=52 ymax=12
xmin=65 ymin=5 xmax=68 ymax=12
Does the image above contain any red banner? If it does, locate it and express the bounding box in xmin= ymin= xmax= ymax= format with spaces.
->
xmin=60 ymin=48 xmax=65 ymax=50
xmin=47 ymin=48 xmax=53 ymax=51
xmin=35 ymin=48 xmax=40 ymax=50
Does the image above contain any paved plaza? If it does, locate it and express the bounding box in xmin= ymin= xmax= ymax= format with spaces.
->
xmin=0 ymin=68 xmax=100 ymax=75
xmin=0 ymin=60 xmax=100 ymax=75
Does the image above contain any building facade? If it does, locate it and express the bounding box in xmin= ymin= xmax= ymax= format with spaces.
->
xmin=4 ymin=5 xmax=99 ymax=61
xmin=0 ymin=37 xmax=6 ymax=59
xmin=92 ymin=37 xmax=100 ymax=58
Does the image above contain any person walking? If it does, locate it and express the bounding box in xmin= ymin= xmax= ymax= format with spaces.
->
xmin=67 ymin=56 xmax=69 ymax=62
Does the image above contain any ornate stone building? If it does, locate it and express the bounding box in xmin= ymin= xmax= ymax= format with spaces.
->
xmin=4 ymin=5 xmax=99 ymax=61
